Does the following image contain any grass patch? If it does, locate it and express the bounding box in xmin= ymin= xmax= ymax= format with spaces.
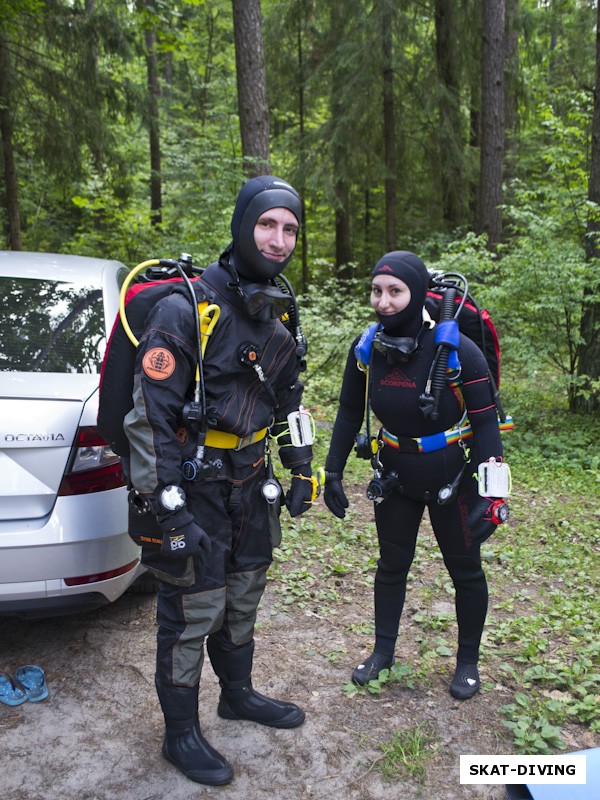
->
xmin=375 ymin=723 xmax=437 ymax=783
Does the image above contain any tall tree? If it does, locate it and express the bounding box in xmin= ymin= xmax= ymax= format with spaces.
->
xmin=576 ymin=0 xmax=600 ymax=414
xmin=231 ymin=0 xmax=270 ymax=176
xmin=434 ymin=0 xmax=465 ymax=229
xmin=0 ymin=34 xmax=21 ymax=249
xmin=504 ymin=0 xmax=520 ymax=177
xmin=380 ymin=0 xmax=397 ymax=250
xmin=478 ymin=0 xmax=505 ymax=247
xmin=145 ymin=26 xmax=162 ymax=227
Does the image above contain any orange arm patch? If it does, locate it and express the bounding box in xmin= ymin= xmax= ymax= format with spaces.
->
xmin=142 ymin=347 xmax=176 ymax=380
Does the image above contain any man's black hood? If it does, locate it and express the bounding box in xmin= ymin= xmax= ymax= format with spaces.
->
xmin=228 ymin=175 xmax=302 ymax=282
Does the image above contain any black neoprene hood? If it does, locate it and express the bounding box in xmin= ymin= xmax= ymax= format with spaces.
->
xmin=230 ymin=175 xmax=302 ymax=281
xmin=372 ymin=250 xmax=430 ymax=335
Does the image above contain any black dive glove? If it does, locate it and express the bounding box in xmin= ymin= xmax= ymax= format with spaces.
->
xmin=158 ymin=507 xmax=211 ymax=559
xmin=285 ymin=462 xmax=314 ymax=517
xmin=466 ymin=496 xmax=509 ymax=545
xmin=323 ymin=471 xmax=349 ymax=519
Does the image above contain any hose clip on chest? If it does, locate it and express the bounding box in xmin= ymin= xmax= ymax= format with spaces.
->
xmin=239 ymin=343 xmax=279 ymax=408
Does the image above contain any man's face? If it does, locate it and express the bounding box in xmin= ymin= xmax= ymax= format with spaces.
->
xmin=253 ymin=207 xmax=299 ymax=264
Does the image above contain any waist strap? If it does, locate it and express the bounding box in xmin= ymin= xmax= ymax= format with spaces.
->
xmin=204 ymin=427 xmax=268 ymax=451
xmin=381 ymin=415 xmax=514 ymax=454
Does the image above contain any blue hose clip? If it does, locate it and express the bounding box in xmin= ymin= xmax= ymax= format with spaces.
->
xmin=355 ymin=323 xmax=378 ymax=367
xmin=435 ymin=319 xmax=460 ymax=371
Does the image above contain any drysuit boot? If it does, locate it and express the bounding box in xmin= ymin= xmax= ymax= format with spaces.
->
xmin=156 ymin=683 xmax=233 ymax=785
xmin=208 ymin=636 xmax=305 ymax=729
xmin=217 ymin=678 xmax=305 ymax=729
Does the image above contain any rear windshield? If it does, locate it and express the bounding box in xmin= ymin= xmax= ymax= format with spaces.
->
xmin=0 ymin=277 xmax=107 ymax=373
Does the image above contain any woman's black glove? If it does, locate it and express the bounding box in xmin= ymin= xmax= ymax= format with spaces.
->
xmin=285 ymin=463 xmax=314 ymax=517
xmin=158 ymin=507 xmax=211 ymax=559
xmin=323 ymin=471 xmax=349 ymax=519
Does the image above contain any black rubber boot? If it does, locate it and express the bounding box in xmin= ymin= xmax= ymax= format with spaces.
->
xmin=218 ymin=679 xmax=305 ymax=729
xmin=163 ymin=722 xmax=234 ymax=785
xmin=351 ymin=651 xmax=395 ymax=686
xmin=449 ymin=662 xmax=480 ymax=700
xmin=156 ymin=683 xmax=233 ymax=785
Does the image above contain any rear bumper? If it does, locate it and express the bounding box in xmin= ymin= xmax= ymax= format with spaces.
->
xmin=0 ymin=487 xmax=144 ymax=615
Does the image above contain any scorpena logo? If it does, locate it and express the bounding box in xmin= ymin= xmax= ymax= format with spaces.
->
xmin=380 ymin=368 xmax=416 ymax=388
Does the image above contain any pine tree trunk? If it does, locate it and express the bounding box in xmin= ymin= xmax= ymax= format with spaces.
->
xmin=0 ymin=36 xmax=21 ymax=250
xmin=504 ymin=0 xmax=519 ymax=179
xmin=575 ymin=0 xmax=600 ymax=414
xmin=232 ymin=0 xmax=270 ymax=176
xmin=381 ymin=0 xmax=397 ymax=251
xmin=329 ymin=3 xmax=352 ymax=271
xmin=478 ymin=0 xmax=505 ymax=248
xmin=145 ymin=28 xmax=162 ymax=227
xmin=435 ymin=0 xmax=465 ymax=228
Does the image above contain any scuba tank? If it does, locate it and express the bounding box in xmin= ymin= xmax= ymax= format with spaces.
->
xmin=97 ymin=254 xmax=214 ymax=458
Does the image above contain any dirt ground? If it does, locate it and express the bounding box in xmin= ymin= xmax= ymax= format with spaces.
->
xmin=1 ymin=489 xmax=597 ymax=800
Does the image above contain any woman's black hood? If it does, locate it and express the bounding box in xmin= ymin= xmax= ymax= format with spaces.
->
xmin=372 ymin=250 xmax=430 ymax=336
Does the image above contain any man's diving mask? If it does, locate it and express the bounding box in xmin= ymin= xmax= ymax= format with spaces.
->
xmin=242 ymin=281 xmax=292 ymax=321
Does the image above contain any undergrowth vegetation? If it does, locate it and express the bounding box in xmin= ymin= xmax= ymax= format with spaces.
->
xmin=267 ymin=274 xmax=599 ymax=769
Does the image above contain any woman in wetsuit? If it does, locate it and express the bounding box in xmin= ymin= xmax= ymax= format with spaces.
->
xmin=323 ymin=251 xmax=508 ymax=699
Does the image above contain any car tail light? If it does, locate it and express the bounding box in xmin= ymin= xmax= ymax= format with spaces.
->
xmin=64 ymin=559 xmax=139 ymax=586
xmin=58 ymin=426 xmax=125 ymax=495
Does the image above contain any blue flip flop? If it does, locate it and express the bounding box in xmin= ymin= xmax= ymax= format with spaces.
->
xmin=0 ymin=672 xmax=28 ymax=706
xmin=14 ymin=665 xmax=48 ymax=702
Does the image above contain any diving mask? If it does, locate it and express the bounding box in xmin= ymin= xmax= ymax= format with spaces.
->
xmin=372 ymin=330 xmax=422 ymax=363
xmin=242 ymin=282 xmax=292 ymax=320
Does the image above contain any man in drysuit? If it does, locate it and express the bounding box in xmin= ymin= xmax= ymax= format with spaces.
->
xmin=124 ymin=176 xmax=314 ymax=785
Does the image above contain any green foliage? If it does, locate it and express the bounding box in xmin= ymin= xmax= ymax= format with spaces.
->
xmin=299 ymin=275 xmax=374 ymax=407
xmin=500 ymin=694 xmax=567 ymax=755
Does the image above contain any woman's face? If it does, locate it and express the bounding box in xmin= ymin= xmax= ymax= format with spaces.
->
xmin=370 ymin=275 xmax=412 ymax=316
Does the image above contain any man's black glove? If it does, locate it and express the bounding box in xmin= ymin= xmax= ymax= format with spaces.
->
xmin=285 ymin=463 xmax=314 ymax=517
xmin=323 ymin=471 xmax=349 ymax=519
xmin=158 ymin=506 xmax=211 ymax=559
xmin=466 ymin=497 xmax=509 ymax=545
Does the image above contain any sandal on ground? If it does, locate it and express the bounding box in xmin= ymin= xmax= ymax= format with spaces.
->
xmin=351 ymin=652 xmax=395 ymax=686
xmin=0 ymin=672 xmax=28 ymax=706
xmin=15 ymin=665 xmax=48 ymax=702
xmin=449 ymin=662 xmax=480 ymax=700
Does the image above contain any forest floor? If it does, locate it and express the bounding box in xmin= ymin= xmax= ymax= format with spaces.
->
xmin=0 ymin=479 xmax=598 ymax=800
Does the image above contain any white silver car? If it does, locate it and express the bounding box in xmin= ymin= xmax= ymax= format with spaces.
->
xmin=0 ymin=251 xmax=146 ymax=617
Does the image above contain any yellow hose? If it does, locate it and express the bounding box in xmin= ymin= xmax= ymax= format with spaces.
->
xmin=120 ymin=259 xmax=221 ymax=399
xmin=118 ymin=259 xmax=160 ymax=347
